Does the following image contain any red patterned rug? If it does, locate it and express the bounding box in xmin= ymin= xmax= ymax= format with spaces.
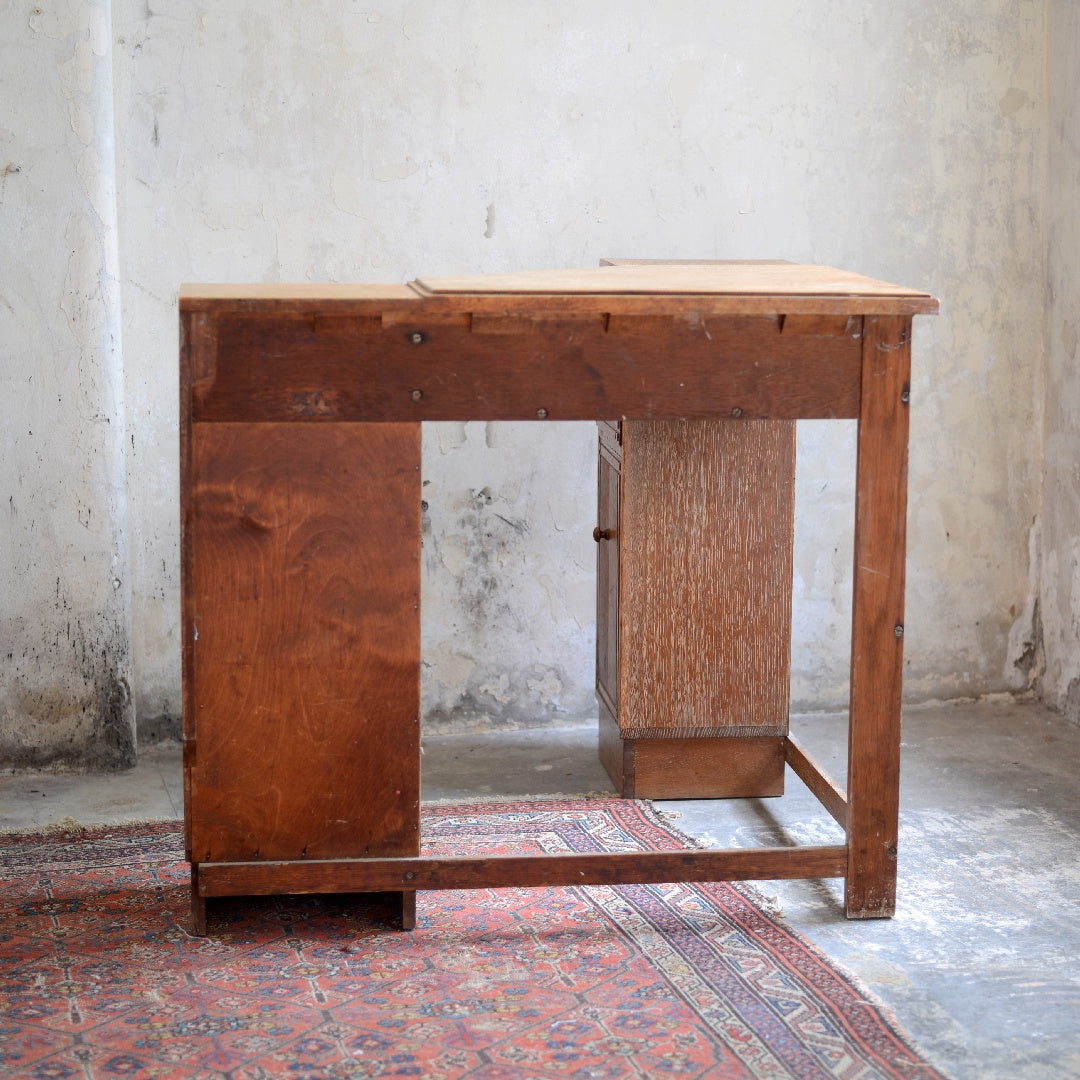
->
xmin=0 ymin=800 xmax=945 ymax=1079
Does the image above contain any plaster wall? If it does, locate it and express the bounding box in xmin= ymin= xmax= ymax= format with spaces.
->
xmin=0 ymin=0 xmax=135 ymax=767
xmin=1039 ymin=3 xmax=1080 ymax=721
xmin=1 ymin=2 xmax=1054 ymax=761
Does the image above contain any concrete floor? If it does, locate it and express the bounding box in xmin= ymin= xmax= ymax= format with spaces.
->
xmin=2 ymin=696 xmax=1078 ymax=1079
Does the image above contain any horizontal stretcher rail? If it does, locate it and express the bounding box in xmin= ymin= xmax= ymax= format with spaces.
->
xmin=196 ymin=845 xmax=849 ymax=897
xmin=784 ymin=734 xmax=849 ymax=829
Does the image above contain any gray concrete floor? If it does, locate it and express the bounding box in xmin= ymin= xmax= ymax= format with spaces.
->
xmin=2 ymin=696 xmax=1077 ymax=1079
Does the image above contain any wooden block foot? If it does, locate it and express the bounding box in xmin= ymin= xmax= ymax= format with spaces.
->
xmin=599 ymin=709 xmax=785 ymax=799
xmin=190 ymin=867 xmax=207 ymax=936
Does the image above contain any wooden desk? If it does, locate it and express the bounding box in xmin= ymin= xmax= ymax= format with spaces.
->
xmin=179 ymin=261 xmax=937 ymax=933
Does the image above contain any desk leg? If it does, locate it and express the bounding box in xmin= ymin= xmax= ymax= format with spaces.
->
xmin=190 ymin=864 xmax=207 ymax=936
xmin=399 ymin=891 xmax=417 ymax=930
xmin=846 ymin=315 xmax=911 ymax=918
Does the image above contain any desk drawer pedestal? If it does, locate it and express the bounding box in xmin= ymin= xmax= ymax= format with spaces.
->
xmin=596 ymin=419 xmax=796 ymax=799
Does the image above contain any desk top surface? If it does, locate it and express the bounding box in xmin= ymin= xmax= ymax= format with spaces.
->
xmin=180 ymin=261 xmax=938 ymax=317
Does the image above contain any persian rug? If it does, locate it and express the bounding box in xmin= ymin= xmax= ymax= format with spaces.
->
xmin=0 ymin=800 xmax=946 ymax=1079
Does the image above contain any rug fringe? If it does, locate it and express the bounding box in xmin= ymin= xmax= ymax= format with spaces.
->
xmin=0 ymin=814 xmax=181 ymax=837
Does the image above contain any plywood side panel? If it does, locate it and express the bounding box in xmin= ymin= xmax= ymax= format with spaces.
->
xmin=186 ymin=422 xmax=421 ymax=863
xmin=618 ymin=419 xmax=795 ymax=738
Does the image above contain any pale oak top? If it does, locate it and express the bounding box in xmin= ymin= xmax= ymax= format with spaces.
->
xmin=181 ymin=262 xmax=938 ymax=317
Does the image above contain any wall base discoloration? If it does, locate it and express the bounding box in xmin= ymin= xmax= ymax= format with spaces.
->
xmin=420 ymin=422 xmax=596 ymax=731
xmin=1039 ymin=2 xmax=1080 ymax=728
xmin=1063 ymin=678 xmax=1080 ymax=728
xmin=1 ymin=616 xmax=135 ymax=772
xmin=135 ymin=712 xmax=182 ymax=746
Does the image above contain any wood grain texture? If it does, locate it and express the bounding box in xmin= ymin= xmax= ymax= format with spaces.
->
xmin=180 ymin=313 xmax=196 ymax=860
xmin=411 ymin=262 xmax=938 ymax=310
xmin=185 ymin=421 xmax=421 ymax=865
xmin=180 ymin=283 xmax=418 ymax=308
xmin=845 ymin=316 xmax=912 ymax=918
xmin=180 ymin=263 xmax=939 ymax=320
xmin=180 ymin=265 xmax=935 ymax=929
xmin=616 ymin=419 xmax=796 ymax=739
xmin=190 ymin=314 xmax=863 ymax=423
xmin=598 ymin=710 xmax=784 ymax=798
xmin=196 ymin=845 xmax=849 ymax=897
xmin=784 ymin=734 xmax=848 ymax=829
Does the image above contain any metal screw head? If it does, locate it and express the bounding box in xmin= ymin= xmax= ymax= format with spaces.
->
xmin=730 ymin=406 xmax=744 ymax=418
xmin=894 ymin=624 xmax=905 ymax=638
xmin=900 ymin=388 xmax=911 ymax=404
xmin=536 ymin=407 xmax=549 ymax=419
xmin=410 ymin=389 xmax=423 ymax=402
xmin=409 ymin=331 xmax=425 ymax=345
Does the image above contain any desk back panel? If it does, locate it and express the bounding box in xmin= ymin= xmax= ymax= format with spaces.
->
xmin=183 ymin=421 xmax=421 ymax=864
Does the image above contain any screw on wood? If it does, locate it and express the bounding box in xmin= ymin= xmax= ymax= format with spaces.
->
xmin=409 ymin=331 xmax=425 ymax=344
xmin=410 ymin=389 xmax=423 ymax=402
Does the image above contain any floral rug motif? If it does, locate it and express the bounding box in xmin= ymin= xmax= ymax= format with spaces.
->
xmin=0 ymin=800 xmax=946 ymax=1078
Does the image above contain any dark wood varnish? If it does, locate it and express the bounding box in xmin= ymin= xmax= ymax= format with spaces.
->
xmin=181 ymin=368 xmax=422 ymax=927
xmin=845 ymin=315 xmax=912 ymax=918
xmin=179 ymin=263 xmax=935 ymax=930
xmin=197 ymin=845 xmax=850 ymax=897
xmin=190 ymin=314 xmax=863 ymax=424
xmin=186 ymin=421 xmax=421 ymax=865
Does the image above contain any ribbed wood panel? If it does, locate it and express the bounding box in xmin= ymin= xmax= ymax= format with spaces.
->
xmin=618 ymin=419 xmax=795 ymax=739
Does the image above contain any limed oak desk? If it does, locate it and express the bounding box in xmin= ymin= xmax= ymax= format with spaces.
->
xmin=179 ymin=261 xmax=938 ymax=934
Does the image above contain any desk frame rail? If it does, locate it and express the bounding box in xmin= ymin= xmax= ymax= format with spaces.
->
xmin=190 ymin=733 xmax=851 ymax=934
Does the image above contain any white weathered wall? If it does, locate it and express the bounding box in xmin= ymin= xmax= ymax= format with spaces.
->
xmin=1039 ymin=3 xmax=1080 ymax=721
xmin=0 ymin=0 xmax=135 ymax=767
xmin=3 ymin=1 xmax=1067 ymax=764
